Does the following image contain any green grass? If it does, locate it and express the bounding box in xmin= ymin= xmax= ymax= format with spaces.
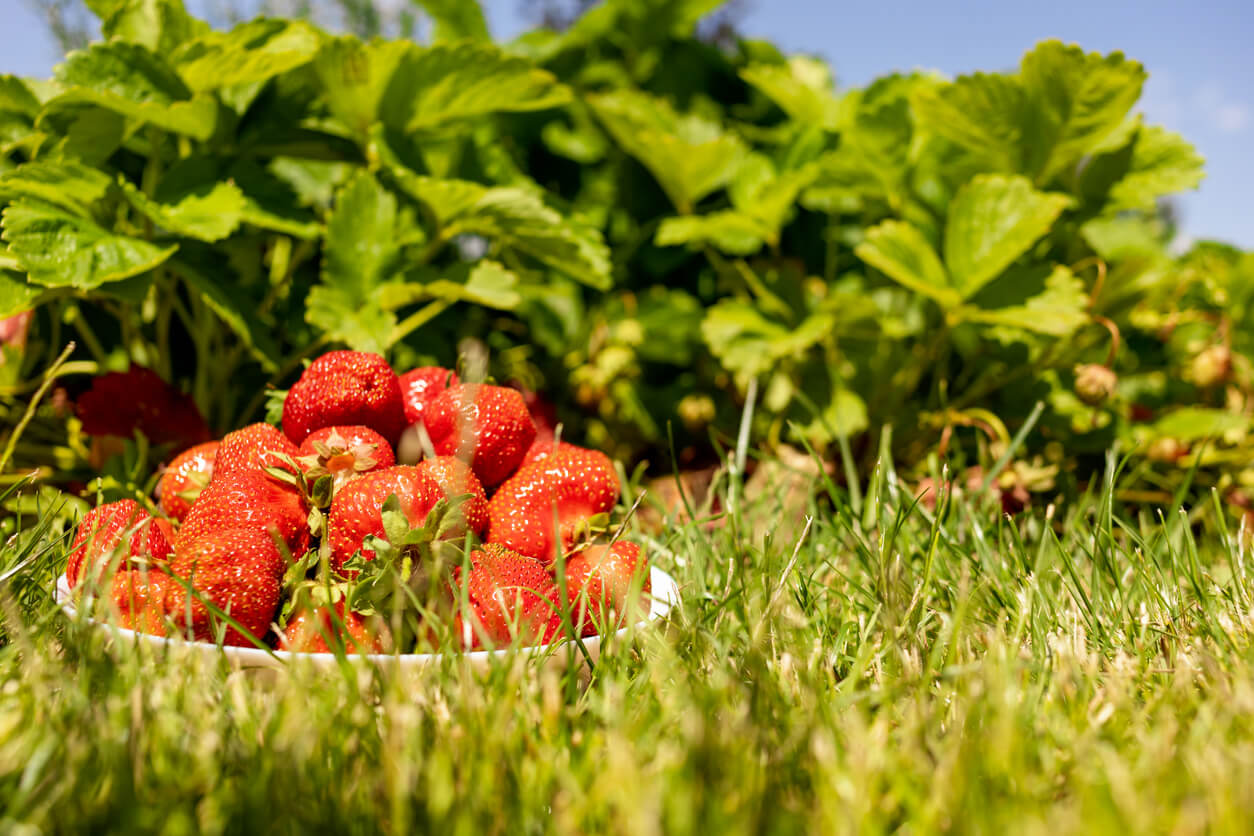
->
xmin=3 ymin=452 xmax=1254 ymax=834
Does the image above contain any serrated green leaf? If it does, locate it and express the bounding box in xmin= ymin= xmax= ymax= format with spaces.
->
xmin=740 ymin=57 xmax=840 ymax=129
xmin=0 ymin=159 xmax=112 ymax=215
xmin=1151 ymin=408 xmax=1249 ymax=442
xmin=120 ymin=178 xmax=246 ymax=242
xmin=50 ymin=42 xmax=217 ymax=140
xmin=93 ymin=0 xmax=208 ymax=55
xmin=413 ymin=0 xmax=489 ymax=41
xmin=0 ymin=269 xmax=47 ymax=318
xmin=1019 ymin=41 xmax=1146 ymax=183
xmin=173 ymin=19 xmax=322 ymax=93
xmin=957 ymin=264 xmax=1089 ymax=336
xmin=656 ymin=212 xmax=768 ymax=256
xmin=312 ymin=37 xmax=411 ymax=139
xmin=1081 ymin=215 xmax=1166 ymax=261
xmin=1106 ymin=126 xmax=1205 ymax=212
xmin=944 ymin=174 xmax=1070 ymax=298
xmin=382 ymin=260 xmax=521 ymax=310
xmin=702 ymin=300 xmax=835 ymax=389
xmin=391 ymin=172 xmax=610 ymax=289
xmin=589 ymin=89 xmax=746 ymax=213
xmin=308 ymin=171 xmax=403 ymax=354
xmin=381 ymin=42 xmax=570 ymax=134
xmin=911 ymin=71 xmax=1026 ymax=173
xmin=728 ymin=157 xmax=817 ymax=244
xmin=1 ymin=199 xmax=176 ymax=289
xmin=855 ymin=220 xmax=957 ymax=308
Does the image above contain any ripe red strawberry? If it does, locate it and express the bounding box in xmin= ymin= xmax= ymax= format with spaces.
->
xmin=108 ymin=567 xmax=174 ymax=636
xmin=520 ymin=440 xmax=580 ymax=468
xmin=486 ymin=446 xmax=620 ymax=564
xmin=415 ymin=456 xmax=488 ymax=535
xmin=399 ymin=366 xmax=458 ymax=425
xmin=177 ymin=469 xmax=309 ymax=557
xmin=76 ymin=366 xmax=211 ymax=450
xmin=423 ymin=384 xmax=536 ymax=487
xmin=66 ymin=499 xmax=173 ymax=590
xmin=326 ymin=466 xmax=443 ymax=573
xmin=281 ymin=601 xmax=389 ymax=654
xmin=283 ymin=351 xmax=406 ymax=446
xmin=451 ymin=544 xmax=562 ymax=649
xmin=158 ymin=440 xmax=219 ymax=522
xmin=564 ymin=541 xmax=651 ymax=637
xmin=165 ymin=528 xmax=285 ymax=646
xmin=297 ymin=425 xmax=395 ymax=491
xmin=213 ymin=423 xmax=300 ymax=480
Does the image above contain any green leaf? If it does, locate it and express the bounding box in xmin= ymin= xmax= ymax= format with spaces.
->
xmin=700 ymin=300 xmax=790 ymax=387
xmin=50 ymin=42 xmax=218 ymax=140
xmin=956 ymin=264 xmax=1089 ymax=336
xmin=911 ymin=71 xmax=1026 ymax=173
xmin=944 ymin=174 xmax=1070 ymax=299
xmin=855 ymin=220 xmax=957 ymax=308
xmin=0 ymin=160 xmax=112 ymax=215
xmin=1081 ymin=215 xmax=1165 ymax=261
xmin=91 ymin=0 xmax=208 ymax=55
xmin=313 ymin=38 xmax=411 ymax=139
xmin=1 ymin=199 xmax=176 ymax=289
xmin=655 ymin=212 xmax=768 ymax=256
xmin=413 ymin=0 xmax=489 ymax=41
xmin=0 ymin=269 xmax=47 ymax=318
xmin=740 ymin=57 xmax=840 ymax=129
xmin=1018 ymin=41 xmax=1146 ymax=183
xmin=1150 ymin=408 xmax=1249 ymax=442
xmin=381 ymin=260 xmax=521 ymax=310
xmin=308 ymin=171 xmax=403 ymax=354
xmin=589 ymin=89 xmax=746 ymax=213
xmin=1106 ymin=126 xmax=1205 ymax=212
xmin=391 ymin=172 xmax=611 ymax=289
xmin=173 ymin=19 xmax=322 ymax=93
xmin=120 ymin=178 xmax=246 ymax=243
xmin=381 ymin=42 xmax=570 ymax=134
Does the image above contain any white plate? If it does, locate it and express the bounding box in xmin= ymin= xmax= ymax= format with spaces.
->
xmin=56 ymin=566 xmax=680 ymax=672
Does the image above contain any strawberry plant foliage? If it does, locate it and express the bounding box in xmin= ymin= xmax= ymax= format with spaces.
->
xmin=0 ymin=0 xmax=1242 ymax=494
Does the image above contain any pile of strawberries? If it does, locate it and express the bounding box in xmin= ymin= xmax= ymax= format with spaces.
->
xmin=64 ymin=351 xmax=651 ymax=654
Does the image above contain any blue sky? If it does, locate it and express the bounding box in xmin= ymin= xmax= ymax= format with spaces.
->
xmin=1 ymin=0 xmax=1251 ymax=246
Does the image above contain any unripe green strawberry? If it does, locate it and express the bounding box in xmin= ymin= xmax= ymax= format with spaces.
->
xmin=1190 ymin=345 xmax=1231 ymax=388
xmin=1074 ymin=364 xmax=1118 ymax=406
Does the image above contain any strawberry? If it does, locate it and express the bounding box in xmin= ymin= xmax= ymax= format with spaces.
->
xmin=107 ymin=567 xmax=174 ymax=636
xmin=451 ymin=544 xmax=562 ymax=649
xmin=177 ymin=469 xmax=310 ymax=557
xmin=326 ymin=466 xmax=444 ymax=574
xmin=283 ymin=351 xmax=406 ymax=446
xmin=76 ymin=366 xmax=211 ymax=451
xmin=520 ymin=440 xmax=580 ymax=468
xmin=165 ymin=528 xmax=285 ymax=647
xmin=66 ymin=499 xmax=173 ymax=590
xmin=297 ymin=425 xmax=395 ymax=491
xmin=516 ymin=385 xmax=558 ymax=443
xmin=414 ymin=456 xmax=489 ymax=535
xmin=157 ymin=440 xmax=219 ymax=522
xmin=213 ymin=423 xmax=300 ymax=480
xmin=281 ymin=601 xmax=389 ymax=654
xmin=399 ymin=366 xmax=459 ymax=425
xmin=423 ymin=384 xmax=536 ymax=487
xmin=486 ymin=445 xmax=620 ymax=564
xmin=564 ymin=541 xmax=651 ymax=637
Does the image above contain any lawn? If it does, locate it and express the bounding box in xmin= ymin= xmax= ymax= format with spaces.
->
xmin=2 ymin=451 xmax=1252 ymax=834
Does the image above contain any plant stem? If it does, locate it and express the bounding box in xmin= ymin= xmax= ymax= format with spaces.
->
xmin=0 ymin=342 xmax=75 ymax=475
